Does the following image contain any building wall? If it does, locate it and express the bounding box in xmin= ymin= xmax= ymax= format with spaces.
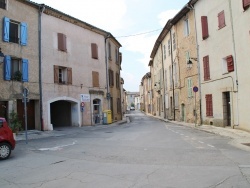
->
xmin=231 ymin=0 xmax=250 ymax=131
xmin=195 ymin=0 xmax=237 ymax=127
xmin=41 ymin=11 xmax=108 ymax=130
xmin=0 ymin=0 xmax=40 ymax=129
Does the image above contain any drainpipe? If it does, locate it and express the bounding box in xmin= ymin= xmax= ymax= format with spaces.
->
xmin=39 ymin=4 xmax=45 ymax=131
xmin=105 ymin=34 xmax=111 ymax=110
xmin=170 ymin=27 xmax=175 ymax=121
xmin=160 ymin=43 xmax=166 ymax=119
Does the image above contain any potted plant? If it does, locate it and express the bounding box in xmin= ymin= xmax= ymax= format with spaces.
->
xmin=9 ymin=111 xmax=22 ymax=138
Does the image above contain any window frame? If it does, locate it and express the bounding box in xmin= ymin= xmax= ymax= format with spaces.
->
xmin=91 ymin=43 xmax=98 ymax=59
xmin=184 ymin=18 xmax=190 ymax=36
xmin=0 ymin=0 xmax=7 ymax=10
xmin=54 ymin=65 xmax=72 ymax=85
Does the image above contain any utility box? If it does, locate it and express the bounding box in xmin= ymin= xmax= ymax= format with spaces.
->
xmin=103 ymin=110 xmax=112 ymax=124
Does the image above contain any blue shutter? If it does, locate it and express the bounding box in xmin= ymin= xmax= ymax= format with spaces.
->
xmin=4 ymin=56 xmax=11 ymax=80
xmin=22 ymin=59 xmax=29 ymax=82
xmin=3 ymin=17 xmax=10 ymax=42
xmin=20 ymin=22 xmax=28 ymax=46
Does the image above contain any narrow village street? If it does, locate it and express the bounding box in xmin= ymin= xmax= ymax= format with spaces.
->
xmin=1 ymin=111 xmax=250 ymax=188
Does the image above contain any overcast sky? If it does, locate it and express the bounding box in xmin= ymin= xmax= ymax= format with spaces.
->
xmin=32 ymin=0 xmax=189 ymax=92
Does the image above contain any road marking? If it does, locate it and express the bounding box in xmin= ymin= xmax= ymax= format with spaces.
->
xmin=38 ymin=141 xmax=77 ymax=151
xmin=207 ymin=144 xmax=215 ymax=148
xmin=198 ymin=141 xmax=204 ymax=144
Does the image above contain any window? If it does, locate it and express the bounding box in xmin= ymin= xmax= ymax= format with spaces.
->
xmin=108 ymin=42 xmax=112 ymax=60
xmin=206 ymin=94 xmax=213 ymax=116
xmin=243 ymin=0 xmax=250 ymax=10
xmin=92 ymin=71 xmax=99 ymax=87
xmin=175 ymin=92 xmax=179 ymax=109
xmin=218 ymin=11 xmax=226 ymax=29
xmin=4 ymin=56 xmax=29 ymax=82
xmin=109 ymin=69 xmax=114 ymax=86
xmin=222 ymin=55 xmax=234 ymax=73
xmin=201 ymin=16 xmax=209 ymax=39
xmin=58 ymin=33 xmax=67 ymax=52
xmin=172 ymin=33 xmax=176 ymax=51
xmin=54 ymin=65 xmax=72 ymax=85
xmin=116 ymin=73 xmax=120 ymax=88
xmin=117 ymin=98 xmax=121 ymax=113
xmin=169 ymin=66 xmax=172 ymax=88
xmin=91 ymin=43 xmax=98 ymax=59
xmin=203 ymin=55 xmax=210 ymax=80
xmin=187 ymin=78 xmax=193 ymax=98
xmin=184 ymin=18 xmax=190 ymax=36
xmin=3 ymin=17 xmax=27 ymax=45
xmin=168 ymin=39 xmax=171 ymax=56
xmin=163 ymin=45 xmax=166 ymax=59
xmin=0 ymin=0 xmax=6 ymax=9
xmin=165 ymin=70 xmax=168 ymax=89
xmin=186 ymin=51 xmax=191 ymax=68
xmin=115 ymin=48 xmax=119 ymax=64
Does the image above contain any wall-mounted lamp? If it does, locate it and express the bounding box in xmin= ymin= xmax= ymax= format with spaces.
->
xmin=0 ymin=48 xmax=5 ymax=63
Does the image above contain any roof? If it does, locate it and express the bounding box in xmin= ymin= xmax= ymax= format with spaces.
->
xmin=150 ymin=0 xmax=198 ymax=59
xmin=25 ymin=0 xmax=121 ymax=47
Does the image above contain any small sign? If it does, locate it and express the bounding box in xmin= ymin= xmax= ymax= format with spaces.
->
xmin=80 ymin=94 xmax=90 ymax=102
xmin=193 ymin=86 xmax=198 ymax=93
xmin=81 ymin=107 xmax=84 ymax=112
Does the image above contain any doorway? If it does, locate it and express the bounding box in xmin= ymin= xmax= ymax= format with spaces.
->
xmin=222 ymin=92 xmax=231 ymax=126
xmin=93 ymin=99 xmax=101 ymax=124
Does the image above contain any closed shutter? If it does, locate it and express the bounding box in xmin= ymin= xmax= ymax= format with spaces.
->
xmin=92 ymin=71 xmax=99 ymax=87
xmin=201 ymin=16 xmax=209 ymax=39
xmin=203 ymin=56 xmax=210 ymax=80
xmin=91 ymin=43 xmax=98 ymax=59
xmin=109 ymin=69 xmax=114 ymax=86
xmin=218 ymin=11 xmax=225 ymax=29
xmin=3 ymin=17 xmax=10 ymax=42
xmin=227 ymin=55 xmax=234 ymax=72
xmin=22 ymin=59 xmax=29 ymax=82
xmin=4 ymin=56 xmax=11 ymax=80
xmin=243 ymin=0 xmax=250 ymax=9
xmin=20 ymin=22 xmax=28 ymax=46
xmin=58 ymin=33 xmax=67 ymax=52
xmin=67 ymin=68 xmax=72 ymax=85
xmin=54 ymin=65 xmax=59 ymax=83
xmin=206 ymin=94 xmax=213 ymax=116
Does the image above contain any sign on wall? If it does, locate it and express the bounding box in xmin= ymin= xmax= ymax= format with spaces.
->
xmin=80 ymin=94 xmax=90 ymax=102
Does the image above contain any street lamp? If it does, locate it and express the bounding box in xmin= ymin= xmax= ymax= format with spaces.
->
xmin=0 ymin=48 xmax=4 ymax=63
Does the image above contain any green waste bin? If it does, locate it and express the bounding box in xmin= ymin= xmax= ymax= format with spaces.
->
xmin=103 ymin=110 xmax=112 ymax=124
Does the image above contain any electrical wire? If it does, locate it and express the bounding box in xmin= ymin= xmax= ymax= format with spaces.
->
xmin=115 ymin=28 xmax=163 ymax=38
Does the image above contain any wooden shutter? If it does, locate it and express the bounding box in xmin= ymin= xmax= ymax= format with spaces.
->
xmin=218 ymin=11 xmax=225 ymax=29
xmin=67 ymin=68 xmax=72 ymax=85
xmin=54 ymin=65 xmax=59 ymax=83
xmin=227 ymin=55 xmax=234 ymax=72
xmin=22 ymin=59 xmax=29 ymax=82
xmin=243 ymin=0 xmax=250 ymax=10
xmin=58 ymin=33 xmax=67 ymax=52
xmin=20 ymin=22 xmax=28 ymax=46
xmin=91 ymin=43 xmax=98 ymax=59
xmin=3 ymin=17 xmax=10 ymax=42
xmin=206 ymin=94 xmax=213 ymax=116
xmin=92 ymin=71 xmax=99 ymax=87
xmin=203 ymin=56 xmax=210 ymax=80
xmin=201 ymin=16 xmax=209 ymax=39
xmin=109 ymin=69 xmax=114 ymax=86
xmin=4 ymin=56 xmax=11 ymax=80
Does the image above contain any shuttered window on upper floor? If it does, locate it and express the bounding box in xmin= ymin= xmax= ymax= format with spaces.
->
xmin=109 ymin=69 xmax=114 ymax=87
xmin=243 ymin=0 xmax=250 ymax=10
xmin=203 ymin=55 xmax=210 ymax=81
xmin=4 ymin=56 xmax=29 ymax=82
xmin=92 ymin=71 xmax=99 ymax=87
xmin=3 ymin=17 xmax=28 ymax=45
xmin=116 ymin=73 xmax=120 ymax=89
xmin=0 ymin=0 xmax=6 ymax=9
xmin=58 ymin=33 xmax=67 ymax=52
xmin=201 ymin=16 xmax=209 ymax=40
xmin=54 ymin=65 xmax=72 ymax=85
xmin=91 ymin=43 xmax=98 ymax=59
xmin=218 ymin=11 xmax=226 ymax=29
xmin=226 ymin=55 xmax=234 ymax=72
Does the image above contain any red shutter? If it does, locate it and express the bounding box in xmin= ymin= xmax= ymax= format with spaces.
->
xmin=243 ymin=0 xmax=250 ymax=10
xmin=92 ymin=71 xmax=99 ymax=87
xmin=201 ymin=16 xmax=209 ymax=39
xmin=54 ymin=65 xmax=59 ymax=83
xmin=218 ymin=11 xmax=225 ymax=29
xmin=227 ymin=55 xmax=234 ymax=72
xmin=91 ymin=43 xmax=98 ymax=59
xmin=206 ymin=94 xmax=213 ymax=116
xmin=203 ymin=56 xmax=210 ymax=80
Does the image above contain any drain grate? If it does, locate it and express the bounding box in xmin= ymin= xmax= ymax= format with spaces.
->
xmin=242 ymin=143 xmax=250 ymax=147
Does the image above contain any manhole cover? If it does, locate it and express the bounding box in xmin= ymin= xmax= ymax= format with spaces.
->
xmin=242 ymin=143 xmax=250 ymax=147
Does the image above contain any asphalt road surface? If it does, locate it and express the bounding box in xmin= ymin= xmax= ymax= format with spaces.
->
xmin=1 ymin=111 xmax=250 ymax=188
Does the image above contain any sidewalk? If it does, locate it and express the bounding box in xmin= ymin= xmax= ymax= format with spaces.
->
xmin=147 ymin=114 xmax=250 ymax=152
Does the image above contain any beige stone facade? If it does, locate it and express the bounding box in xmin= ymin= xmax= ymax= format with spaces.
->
xmin=0 ymin=0 xmax=41 ymax=130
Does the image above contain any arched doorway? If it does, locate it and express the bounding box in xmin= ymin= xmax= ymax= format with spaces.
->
xmin=93 ymin=99 xmax=101 ymax=124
